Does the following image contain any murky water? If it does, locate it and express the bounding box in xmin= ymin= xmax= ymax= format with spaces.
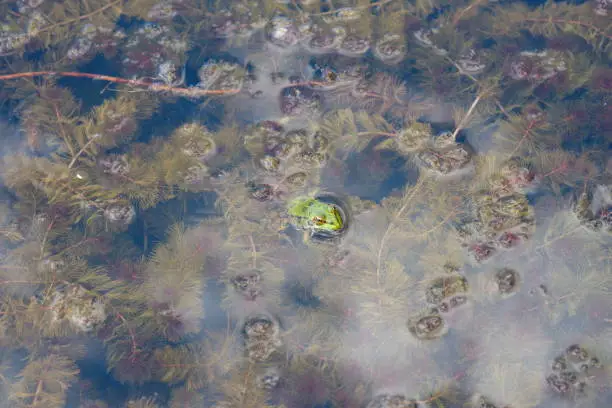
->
xmin=0 ymin=1 xmax=610 ymax=407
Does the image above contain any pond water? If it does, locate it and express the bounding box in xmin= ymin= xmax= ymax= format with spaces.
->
xmin=0 ymin=1 xmax=610 ymax=407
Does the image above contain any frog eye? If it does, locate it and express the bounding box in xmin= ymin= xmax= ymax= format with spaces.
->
xmin=312 ymin=216 xmax=326 ymax=225
xmin=326 ymin=71 xmax=337 ymax=81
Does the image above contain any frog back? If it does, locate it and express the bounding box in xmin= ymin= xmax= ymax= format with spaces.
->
xmin=288 ymin=197 xmax=316 ymax=218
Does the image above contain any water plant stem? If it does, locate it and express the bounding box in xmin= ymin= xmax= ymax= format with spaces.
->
xmin=0 ymin=71 xmax=241 ymax=97
xmin=311 ymin=0 xmax=397 ymax=16
xmin=451 ymin=93 xmax=482 ymax=140
xmin=375 ymin=177 xmax=425 ymax=285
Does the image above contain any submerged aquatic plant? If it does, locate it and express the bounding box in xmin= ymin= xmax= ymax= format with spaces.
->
xmin=0 ymin=0 xmax=610 ymax=406
xmin=9 ymin=354 xmax=79 ymax=408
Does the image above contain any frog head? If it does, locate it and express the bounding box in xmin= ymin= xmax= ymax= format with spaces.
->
xmin=308 ymin=201 xmax=344 ymax=232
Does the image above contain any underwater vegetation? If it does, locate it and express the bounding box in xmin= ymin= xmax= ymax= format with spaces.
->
xmin=0 ymin=0 xmax=611 ymax=407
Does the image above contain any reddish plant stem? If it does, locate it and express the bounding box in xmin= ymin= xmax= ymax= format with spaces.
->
xmin=51 ymin=99 xmax=75 ymax=158
xmin=0 ymin=71 xmax=241 ymax=97
xmin=115 ymin=312 xmax=139 ymax=361
xmin=508 ymin=118 xmax=542 ymax=157
xmin=541 ymin=162 xmax=569 ymax=178
xmin=38 ymin=219 xmax=56 ymax=261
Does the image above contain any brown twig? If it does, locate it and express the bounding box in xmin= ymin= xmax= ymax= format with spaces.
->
xmin=0 ymin=71 xmax=242 ymax=97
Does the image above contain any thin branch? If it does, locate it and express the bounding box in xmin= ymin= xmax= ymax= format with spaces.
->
xmin=38 ymin=219 xmax=55 ymax=260
xmin=68 ymin=134 xmax=100 ymax=169
xmin=403 ymin=207 xmax=459 ymax=240
xmin=357 ymin=131 xmax=398 ymax=138
xmin=248 ymin=234 xmax=257 ymax=269
xmin=523 ymin=17 xmax=612 ymax=41
xmin=51 ymin=99 xmax=75 ymax=158
xmin=444 ymin=56 xmax=512 ymax=118
xmin=0 ymin=280 xmax=46 ymax=285
xmin=451 ymin=93 xmax=483 ymax=140
xmin=452 ymin=0 xmax=489 ymax=26
xmin=115 ymin=312 xmax=139 ymax=361
xmin=310 ymin=0 xmax=397 ymax=16
xmin=507 ymin=118 xmax=542 ymax=158
xmin=0 ymin=71 xmax=241 ymax=97
xmin=375 ymin=177 xmax=425 ymax=285
xmin=32 ymin=379 xmax=43 ymax=406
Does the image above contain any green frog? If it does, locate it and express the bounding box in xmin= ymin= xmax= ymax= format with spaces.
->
xmin=287 ymin=197 xmax=345 ymax=237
